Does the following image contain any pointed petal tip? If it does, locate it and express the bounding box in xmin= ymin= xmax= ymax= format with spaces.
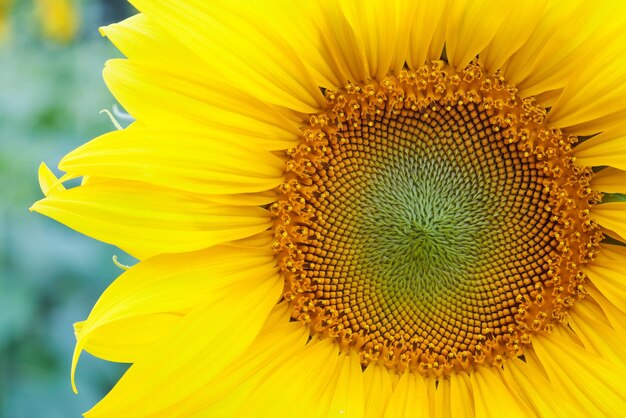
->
xmin=38 ymin=162 xmax=67 ymax=197
xmin=71 ymin=322 xmax=87 ymax=394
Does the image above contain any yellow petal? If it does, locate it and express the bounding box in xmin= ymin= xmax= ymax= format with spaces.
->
xmin=383 ymin=372 xmax=429 ymax=418
xmin=388 ymin=1 xmax=420 ymax=74
xmin=326 ymin=351 xmax=365 ymax=418
xmin=569 ymin=300 xmax=626 ymax=366
xmin=532 ymin=332 xmax=626 ymax=416
xmin=552 ymin=319 xmax=586 ymax=347
xmin=38 ymin=162 xmax=66 ymax=197
xmin=471 ymin=367 xmax=532 ymax=417
xmin=320 ymin=0 xmax=402 ymax=82
xmin=357 ymin=0 xmax=398 ymax=81
xmin=100 ymin=13 xmax=313 ymax=129
xmin=128 ymin=0 xmax=325 ymax=113
xmin=103 ymin=14 xmax=309 ymax=127
xmin=449 ymin=373 xmax=474 ymax=417
xmin=502 ymin=357 xmax=580 ymax=417
xmin=406 ymin=1 xmax=448 ymax=69
xmin=590 ymin=202 xmax=626 ymax=241
xmin=103 ymin=14 xmax=309 ymax=125
xmin=256 ymin=301 xmax=292 ymax=330
xmin=363 ymin=363 xmax=393 ymax=418
xmin=236 ymin=339 xmax=340 ymax=418
xmin=224 ymin=230 xmax=275 ymax=250
xmin=84 ymin=271 xmax=283 ymax=417
xmin=170 ymin=320 xmax=309 ymax=418
xmin=100 ymin=13 xmax=196 ymax=64
xmin=445 ymin=0 xmax=514 ymax=70
xmin=531 ymin=87 xmax=563 ymax=108
xmin=316 ymin=0 xmax=368 ymax=84
xmin=583 ymin=243 xmax=626 ymax=314
xmin=73 ymin=313 xmax=181 ymax=364
xmin=428 ymin=377 xmax=450 ymax=418
xmin=197 ymin=190 xmax=277 ymax=207
xmin=30 ymin=180 xmax=271 ymax=257
xmin=546 ymin=8 xmax=626 ymax=133
xmin=575 ymin=291 xmax=615 ymax=321
xmin=60 ymin=128 xmax=285 ymax=195
xmin=246 ymin=0 xmax=344 ymax=89
xmin=599 ymin=226 xmax=626 ymax=247
xmin=503 ymin=0 xmax=606 ymax=97
xmin=479 ymin=0 xmax=547 ymax=74
xmin=72 ymin=245 xmax=275 ymax=374
xmin=585 ymin=285 xmax=626 ymax=334
xmin=591 ymin=168 xmax=626 ymax=194
xmin=102 ymin=59 xmax=303 ymax=150
xmin=573 ymin=127 xmax=626 ymax=170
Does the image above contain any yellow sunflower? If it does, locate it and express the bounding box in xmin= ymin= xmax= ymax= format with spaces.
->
xmin=0 ymin=0 xmax=11 ymax=41
xmin=33 ymin=0 xmax=626 ymax=416
xmin=36 ymin=0 xmax=78 ymax=43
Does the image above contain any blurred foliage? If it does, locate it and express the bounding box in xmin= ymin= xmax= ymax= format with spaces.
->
xmin=1 ymin=1 xmax=136 ymax=416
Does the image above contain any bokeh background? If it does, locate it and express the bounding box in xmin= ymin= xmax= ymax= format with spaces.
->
xmin=1 ymin=1 xmax=137 ymax=416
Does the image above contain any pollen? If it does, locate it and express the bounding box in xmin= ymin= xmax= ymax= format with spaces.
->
xmin=272 ymin=61 xmax=603 ymax=377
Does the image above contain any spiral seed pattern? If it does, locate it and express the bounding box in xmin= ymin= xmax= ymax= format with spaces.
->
xmin=272 ymin=61 xmax=602 ymax=376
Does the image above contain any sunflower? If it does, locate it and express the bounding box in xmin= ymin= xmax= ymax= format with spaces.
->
xmin=32 ymin=0 xmax=626 ymax=416
xmin=0 ymin=0 xmax=11 ymax=41
xmin=35 ymin=0 xmax=78 ymax=43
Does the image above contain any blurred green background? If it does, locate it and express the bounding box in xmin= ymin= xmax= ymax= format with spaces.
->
xmin=1 ymin=1 xmax=137 ymax=416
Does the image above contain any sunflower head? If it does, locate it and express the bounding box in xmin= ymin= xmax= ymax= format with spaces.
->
xmin=274 ymin=59 xmax=603 ymax=377
xmin=32 ymin=0 xmax=626 ymax=416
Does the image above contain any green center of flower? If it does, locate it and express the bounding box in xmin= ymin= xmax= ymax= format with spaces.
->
xmin=355 ymin=115 xmax=503 ymax=303
xmin=272 ymin=61 xmax=602 ymax=376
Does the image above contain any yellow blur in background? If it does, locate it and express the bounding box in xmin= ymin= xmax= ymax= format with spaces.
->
xmin=1 ymin=0 xmax=79 ymax=43
xmin=36 ymin=0 xmax=79 ymax=43
xmin=0 ymin=0 xmax=12 ymax=40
